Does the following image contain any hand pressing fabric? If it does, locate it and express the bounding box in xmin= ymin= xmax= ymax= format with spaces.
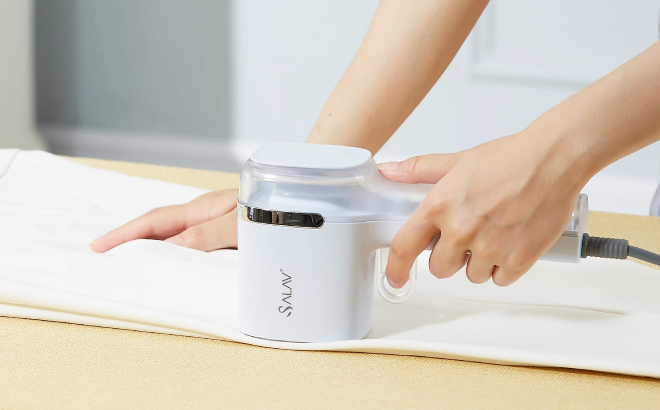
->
xmin=378 ymin=133 xmax=582 ymax=288
xmin=90 ymin=189 xmax=238 ymax=252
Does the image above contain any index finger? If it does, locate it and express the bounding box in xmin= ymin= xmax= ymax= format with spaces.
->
xmin=386 ymin=209 xmax=438 ymax=288
xmin=90 ymin=190 xmax=239 ymax=253
xmin=89 ymin=205 xmax=190 ymax=253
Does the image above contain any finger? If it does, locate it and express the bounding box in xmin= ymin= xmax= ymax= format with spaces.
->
xmin=428 ymin=238 xmax=469 ymax=280
xmin=465 ymin=253 xmax=497 ymax=284
xmin=90 ymin=190 xmax=238 ymax=253
xmin=491 ymin=260 xmax=533 ymax=287
xmin=165 ymin=210 xmax=238 ymax=251
xmin=378 ymin=153 xmax=459 ymax=184
xmin=386 ymin=212 xmax=438 ymax=288
xmin=90 ymin=205 xmax=188 ymax=252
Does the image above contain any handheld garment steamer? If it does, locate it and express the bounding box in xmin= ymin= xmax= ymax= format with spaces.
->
xmin=237 ymin=144 xmax=659 ymax=343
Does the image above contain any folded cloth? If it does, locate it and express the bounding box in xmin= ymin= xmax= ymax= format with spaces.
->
xmin=1 ymin=150 xmax=659 ymax=378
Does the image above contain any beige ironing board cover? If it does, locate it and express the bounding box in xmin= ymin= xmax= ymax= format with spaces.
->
xmin=1 ymin=149 xmax=659 ymax=378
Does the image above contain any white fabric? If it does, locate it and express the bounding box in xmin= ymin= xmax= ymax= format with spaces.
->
xmin=1 ymin=150 xmax=660 ymax=378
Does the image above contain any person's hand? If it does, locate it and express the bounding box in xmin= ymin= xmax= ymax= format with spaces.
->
xmin=378 ymin=131 xmax=585 ymax=287
xmin=90 ymin=189 xmax=238 ymax=252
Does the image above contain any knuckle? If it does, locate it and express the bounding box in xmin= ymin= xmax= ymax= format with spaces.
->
xmin=388 ymin=240 xmax=412 ymax=261
xmin=472 ymin=240 xmax=497 ymax=260
xmin=428 ymin=261 xmax=455 ymax=279
xmin=465 ymin=267 xmax=493 ymax=285
xmin=466 ymin=268 xmax=491 ymax=284
xmin=425 ymin=196 xmax=449 ymax=218
xmin=410 ymin=155 xmax=426 ymax=175
xmin=146 ymin=207 xmax=163 ymax=216
xmin=505 ymin=252 xmax=533 ymax=273
xmin=147 ymin=205 xmax=177 ymax=219
xmin=428 ymin=247 xmax=464 ymax=279
xmin=446 ymin=218 xmax=477 ymax=244
xmin=492 ymin=271 xmax=514 ymax=287
xmin=182 ymin=225 xmax=206 ymax=247
xmin=397 ymin=155 xmax=430 ymax=179
xmin=433 ymin=272 xmax=455 ymax=280
xmin=495 ymin=253 xmax=534 ymax=287
xmin=193 ymin=192 xmax=214 ymax=203
xmin=397 ymin=157 xmax=414 ymax=175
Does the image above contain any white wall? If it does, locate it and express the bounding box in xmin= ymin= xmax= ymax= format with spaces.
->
xmin=0 ymin=0 xmax=45 ymax=150
xmin=35 ymin=0 xmax=232 ymax=138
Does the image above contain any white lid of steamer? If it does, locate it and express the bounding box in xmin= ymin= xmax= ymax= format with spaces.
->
xmin=240 ymin=143 xmax=430 ymax=222
xmin=250 ymin=143 xmax=372 ymax=171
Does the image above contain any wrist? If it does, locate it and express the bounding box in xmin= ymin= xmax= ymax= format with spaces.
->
xmin=520 ymin=115 xmax=598 ymax=196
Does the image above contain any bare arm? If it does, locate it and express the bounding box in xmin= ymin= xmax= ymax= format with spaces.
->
xmin=536 ymin=41 xmax=660 ymax=183
xmin=306 ymin=0 xmax=489 ymax=154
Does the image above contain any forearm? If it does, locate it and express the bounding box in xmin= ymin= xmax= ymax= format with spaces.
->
xmin=306 ymin=0 xmax=489 ymax=154
xmin=531 ymin=41 xmax=660 ymax=188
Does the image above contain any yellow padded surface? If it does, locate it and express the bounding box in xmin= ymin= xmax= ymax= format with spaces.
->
xmin=0 ymin=156 xmax=657 ymax=409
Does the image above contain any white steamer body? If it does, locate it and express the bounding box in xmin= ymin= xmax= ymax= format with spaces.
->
xmin=238 ymin=218 xmax=405 ymax=342
xmin=239 ymin=220 xmax=370 ymax=342
xmin=236 ymin=143 xmax=588 ymax=343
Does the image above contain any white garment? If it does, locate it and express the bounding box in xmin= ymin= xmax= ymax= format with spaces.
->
xmin=1 ymin=150 xmax=659 ymax=378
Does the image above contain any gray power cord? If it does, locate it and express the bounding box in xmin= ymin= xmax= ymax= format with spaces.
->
xmin=581 ymin=233 xmax=660 ymax=266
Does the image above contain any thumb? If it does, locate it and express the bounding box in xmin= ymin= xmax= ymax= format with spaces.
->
xmin=378 ymin=153 xmax=459 ymax=184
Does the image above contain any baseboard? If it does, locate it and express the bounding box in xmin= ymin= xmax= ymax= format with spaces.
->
xmin=40 ymin=124 xmax=259 ymax=173
xmin=39 ymin=124 xmax=658 ymax=216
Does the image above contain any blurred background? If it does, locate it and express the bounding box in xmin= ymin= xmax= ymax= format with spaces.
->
xmin=1 ymin=0 xmax=659 ymax=215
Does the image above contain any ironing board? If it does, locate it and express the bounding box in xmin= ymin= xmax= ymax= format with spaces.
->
xmin=1 ymin=157 xmax=659 ymax=409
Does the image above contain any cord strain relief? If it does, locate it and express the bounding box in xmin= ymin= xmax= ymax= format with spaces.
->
xmin=581 ymin=234 xmax=628 ymax=260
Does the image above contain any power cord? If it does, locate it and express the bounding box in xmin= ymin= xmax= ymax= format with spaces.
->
xmin=581 ymin=233 xmax=660 ymax=266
